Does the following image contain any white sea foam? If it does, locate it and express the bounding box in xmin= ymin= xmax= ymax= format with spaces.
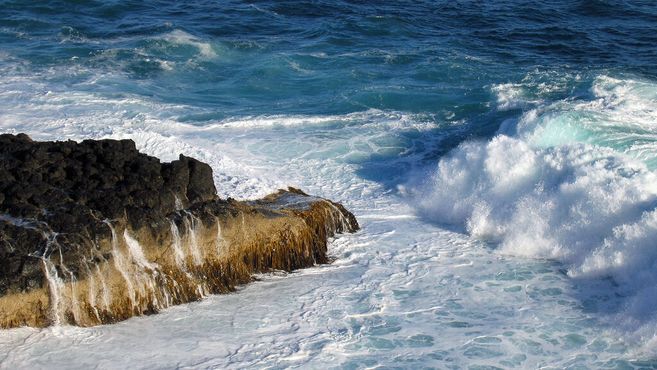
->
xmin=2 ymin=64 xmax=657 ymax=367
xmin=415 ymin=75 xmax=657 ymax=341
xmin=123 ymin=230 xmax=159 ymax=271
xmin=211 ymin=109 xmax=437 ymax=131
xmin=492 ymin=69 xmax=582 ymax=110
xmin=507 ymin=76 xmax=657 ymax=165
xmin=491 ymin=83 xmax=540 ymax=110
xmin=159 ymin=30 xmax=218 ymax=58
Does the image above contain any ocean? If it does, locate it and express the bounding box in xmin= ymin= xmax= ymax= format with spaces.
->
xmin=1 ymin=0 xmax=657 ymax=368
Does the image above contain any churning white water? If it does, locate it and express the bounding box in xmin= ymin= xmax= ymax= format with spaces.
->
xmin=2 ymin=72 xmax=657 ymax=368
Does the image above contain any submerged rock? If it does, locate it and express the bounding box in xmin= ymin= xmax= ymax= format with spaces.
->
xmin=0 ymin=134 xmax=358 ymax=328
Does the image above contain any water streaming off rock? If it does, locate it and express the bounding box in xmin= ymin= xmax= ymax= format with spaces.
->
xmin=0 ymin=194 xmax=356 ymax=329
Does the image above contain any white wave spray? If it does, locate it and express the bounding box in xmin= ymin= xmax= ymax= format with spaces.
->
xmin=413 ymin=75 xmax=657 ymax=343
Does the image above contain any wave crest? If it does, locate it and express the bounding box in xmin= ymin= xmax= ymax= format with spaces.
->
xmin=414 ymin=75 xmax=657 ymax=334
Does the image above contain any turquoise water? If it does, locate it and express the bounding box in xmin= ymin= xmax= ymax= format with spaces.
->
xmin=2 ymin=1 xmax=657 ymax=368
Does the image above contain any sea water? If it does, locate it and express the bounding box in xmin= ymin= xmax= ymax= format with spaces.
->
xmin=1 ymin=1 xmax=657 ymax=368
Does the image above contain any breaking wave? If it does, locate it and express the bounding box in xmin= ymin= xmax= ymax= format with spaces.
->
xmin=414 ymin=75 xmax=657 ymax=338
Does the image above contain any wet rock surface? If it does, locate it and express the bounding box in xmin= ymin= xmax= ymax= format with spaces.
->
xmin=0 ymin=133 xmax=218 ymax=296
xmin=0 ymin=133 xmax=216 ymax=224
xmin=0 ymin=134 xmax=358 ymax=327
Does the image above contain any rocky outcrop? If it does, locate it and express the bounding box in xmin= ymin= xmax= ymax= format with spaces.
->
xmin=0 ymin=134 xmax=358 ymax=328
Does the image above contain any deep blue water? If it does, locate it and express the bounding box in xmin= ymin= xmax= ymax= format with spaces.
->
xmin=3 ymin=0 xmax=656 ymax=119
xmin=3 ymin=1 xmax=657 ymax=368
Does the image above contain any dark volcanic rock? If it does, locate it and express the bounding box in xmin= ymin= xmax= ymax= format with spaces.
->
xmin=0 ymin=133 xmax=217 ymax=227
xmin=0 ymin=133 xmax=359 ymax=328
xmin=0 ymin=134 xmax=223 ymax=296
xmin=162 ymin=154 xmax=217 ymax=205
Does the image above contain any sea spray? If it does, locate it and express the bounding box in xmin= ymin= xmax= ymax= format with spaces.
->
xmin=182 ymin=211 xmax=204 ymax=267
xmin=38 ymin=231 xmax=66 ymax=327
xmin=413 ymin=76 xmax=657 ymax=333
xmin=57 ymin=247 xmax=82 ymax=325
xmin=40 ymin=256 xmax=64 ymax=326
xmin=214 ymin=218 xmax=228 ymax=256
xmin=123 ymin=229 xmax=163 ymax=309
xmin=122 ymin=230 xmax=159 ymax=271
xmin=106 ymin=221 xmax=137 ymax=311
xmin=170 ymin=220 xmax=186 ymax=268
